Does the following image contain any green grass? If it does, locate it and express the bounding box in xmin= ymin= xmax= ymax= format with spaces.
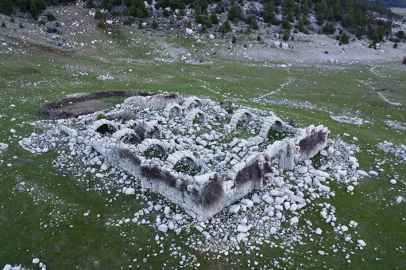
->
xmin=0 ymin=24 xmax=406 ymax=269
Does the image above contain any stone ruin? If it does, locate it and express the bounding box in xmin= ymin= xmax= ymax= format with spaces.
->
xmin=58 ymin=93 xmax=329 ymax=221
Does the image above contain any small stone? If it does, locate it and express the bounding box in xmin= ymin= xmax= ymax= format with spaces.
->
xmin=158 ymin=224 xmax=168 ymax=233
xmin=315 ymin=228 xmax=322 ymax=235
xmin=390 ymin=179 xmax=397 ymax=185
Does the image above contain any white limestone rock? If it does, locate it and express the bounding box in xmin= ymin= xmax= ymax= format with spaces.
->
xmin=396 ymin=196 xmax=404 ymax=204
xmin=158 ymin=224 xmax=168 ymax=233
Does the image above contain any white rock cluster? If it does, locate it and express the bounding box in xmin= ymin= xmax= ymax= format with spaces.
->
xmin=330 ymin=115 xmax=366 ymax=126
xmin=377 ymin=141 xmax=406 ymax=161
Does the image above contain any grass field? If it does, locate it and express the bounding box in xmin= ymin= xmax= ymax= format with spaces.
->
xmin=1 ymin=21 xmax=406 ymax=269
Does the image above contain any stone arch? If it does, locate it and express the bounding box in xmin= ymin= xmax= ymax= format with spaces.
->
xmin=90 ymin=119 xmax=119 ymax=134
xmin=229 ymin=109 xmax=254 ymax=129
xmin=145 ymin=122 xmax=162 ymax=138
xmin=136 ymin=139 xmax=167 ymax=157
xmin=183 ymin=97 xmax=203 ymax=110
xmin=258 ymin=116 xmax=285 ymax=139
xmin=112 ymin=128 xmax=137 ymax=144
xmin=163 ymin=103 xmax=183 ymax=118
xmin=185 ymin=109 xmax=206 ymax=127
xmin=166 ymin=151 xmax=200 ymax=171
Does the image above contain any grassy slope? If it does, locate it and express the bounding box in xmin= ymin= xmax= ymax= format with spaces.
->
xmin=0 ymin=21 xmax=406 ymax=269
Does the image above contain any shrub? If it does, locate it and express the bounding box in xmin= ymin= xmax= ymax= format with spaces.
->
xmin=94 ymin=10 xmax=103 ymax=20
xmin=46 ymin=12 xmax=56 ymax=21
xmin=231 ymin=35 xmax=236 ymax=44
xmin=210 ymin=14 xmax=219 ymax=24
xmin=322 ymin=23 xmax=335 ymax=34
xmin=152 ymin=20 xmax=158 ymax=29
xmin=38 ymin=20 xmax=46 ymax=25
xmin=10 ymin=18 xmax=15 ymax=23
xmin=97 ymin=113 xmax=106 ymax=120
xmin=195 ymin=14 xmax=205 ymax=24
xmin=304 ymin=29 xmax=309 ymax=34
xmin=1 ymin=22 xmax=5 ymax=28
xmin=19 ymin=22 xmax=24 ymax=28
xmin=163 ymin=9 xmax=170 ymax=17
xmin=282 ymin=31 xmax=290 ymax=41
xmin=403 ymin=56 xmax=406 ymax=65
xmin=340 ymin=32 xmax=349 ymax=44
xmin=97 ymin=21 xmax=106 ymax=29
xmin=393 ymin=43 xmax=398 ymax=49
xmin=257 ymin=35 xmax=261 ymax=41
xmin=228 ymin=4 xmax=242 ymax=21
xmin=250 ymin=18 xmax=259 ymax=30
xmin=220 ymin=19 xmax=231 ymax=33
xmin=206 ymin=18 xmax=213 ymax=28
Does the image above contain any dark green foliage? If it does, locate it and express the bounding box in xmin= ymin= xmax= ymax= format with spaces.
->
xmin=130 ymin=0 xmax=148 ymax=18
xmin=228 ymin=4 xmax=242 ymax=21
xmin=118 ymin=148 xmax=141 ymax=165
xmin=287 ymin=11 xmax=294 ymax=23
xmin=316 ymin=0 xmax=327 ymax=25
xmin=46 ymin=11 xmax=56 ymax=21
xmin=393 ymin=43 xmax=398 ymax=49
xmin=206 ymin=17 xmax=212 ymax=28
xmin=86 ymin=0 xmax=94 ymax=8
xmin=210 ymin=13 xmax=218 ymax=24
xmin=97 ymin=20 xmax=106 ymax=29
xmin=219 ymin=19 xmax=231 ymax=33
xmin=250 ymin=18 xmax=258 ymax=30
xmin=96 ymin=124 xmax=115 ymax=134
xmin=94 ymin=10 xmax=103 ymax=20
xmin=282 ymin=30 xmax=290 ymax=40
xmin=1 ymin=21 xmax=5 ymax=28
xmin=195 ymin=14 xmax=205 ymax=24
xmin=257 ymin=35 xmax=261 ymax=41
xmin=234 ymin=161 xmax=262 ymax=186
xmin=282 ymin=19 xmax=290 ymax=31
xmin=340 ymin=32 xmax=349 ymax=44
xmin=231 ymin=35 xmax=236 ymax=44
xmin=199 ymin=176 xmax=224 ymax=206
xmin=169 ymin=0 xmax=180 ymax=10
xmin=0 ymin=0 xmax=13 ymax=15
xmin=299 ymin=131 xmax=326 ymax=157
xmin=396 ymin=31 xmax=405 ymax=39
xmin=152 ymin=20 xmax=158 ymax=29
xmin=322 ymin=23 xmax=336 ymax=34
xmin=163 ymin=9 xmax=169 ymax=17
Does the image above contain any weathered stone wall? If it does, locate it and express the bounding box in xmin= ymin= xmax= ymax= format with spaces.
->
xmin=82 ymin=94 xmax=329 ymax=220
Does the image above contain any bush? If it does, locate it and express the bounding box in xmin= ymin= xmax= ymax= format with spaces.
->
xmin=220 ymin=19 xmax=231 ymax=33
xmin=46 ymin=12 xmax=56 ymax=21
xmin=206 ymin=18 xmax=212 ymax=28
xmin=322 ymin=23 xmax=335 ymax=34
xmin=163 ymin=9 xmax=170 ymax=17
xmin=210 ymin=14 xmax=219 ymax=24
xmin=195 ymin=14 xmax=205 ymax=24
xmin=282 ymin=31 xmax=290 ymax=41
xmin=250 ymin=18 xmax=259 ymax=30
xmin=94 ymin=9 xmax=103 ymax=20
xmin=340 ymin=32 xmax=349 ymax=44
xmin=10 ymin=18 xmax=15 ymax=23
xmin=228 ymin=4 xmax=242 ymax=21
xmin=257 ymin=35 xmax=261 ymax=41
xmin=1 ymin=22 xmax=5 ymax=28
xmin=152 ymin=20 xmax=158 ymax=29
xmin=393 ymin=43 xmax=398 ymax=49
xmin=97 ymin=21 xmax=106 ymax=29
xmin=304 ymin=29 xmax=309 ymax=34
xmin=231 ymin=35 xmax=236 ymax=44
xmin=97 ymin=113 xmax=106 ymax=120
xmin=19 ymin=22 xmax=24 ymax=28
xmin=403 ymin=56 xmax=406 ymax=65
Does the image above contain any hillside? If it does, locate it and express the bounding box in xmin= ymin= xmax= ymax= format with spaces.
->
xmin=368 ymin=0 xmax=406 ymax=8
